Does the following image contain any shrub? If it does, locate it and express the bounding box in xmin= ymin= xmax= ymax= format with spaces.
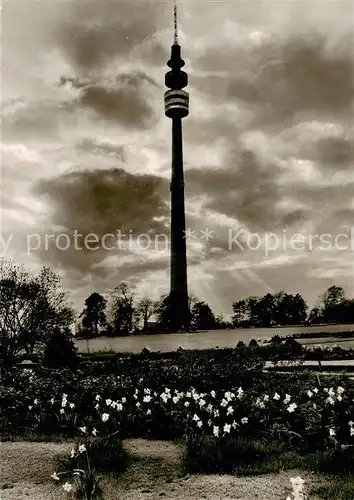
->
xmin=43 ymin=327 xmax=78 ymax=370
xmin=184 ymin=435 xmax=286 ymax=474
xmin=55 ymin=437 xmax=131 ymax=475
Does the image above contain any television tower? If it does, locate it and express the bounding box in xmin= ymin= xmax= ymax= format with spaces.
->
xmin=164 ymin=0 xmax=190 ymax=331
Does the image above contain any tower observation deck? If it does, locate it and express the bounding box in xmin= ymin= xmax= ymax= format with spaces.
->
xmin=164 ymin=1 xmax=190 ymax=332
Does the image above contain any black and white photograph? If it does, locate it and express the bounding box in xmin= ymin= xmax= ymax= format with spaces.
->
xmin=1 ymin=0 xmax=354 ymax=498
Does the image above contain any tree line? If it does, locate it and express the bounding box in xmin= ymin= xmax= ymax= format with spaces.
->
xmin=77 ymin=285 xmax=227 ymax=338
xmin=77 ymin=285 xmax=354 ymax=338
xmin=232 ymin=286 xmax=354 ymax=328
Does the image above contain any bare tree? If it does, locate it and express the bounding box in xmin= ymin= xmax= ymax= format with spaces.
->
xmin=136 ymin=297 xmax=158 ymax=331
xmin=109 ymin=283 xmax=136 ymax=335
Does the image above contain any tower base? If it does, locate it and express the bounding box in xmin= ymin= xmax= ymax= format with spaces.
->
xmin=161 ymin=291 xmax=190 ymax=333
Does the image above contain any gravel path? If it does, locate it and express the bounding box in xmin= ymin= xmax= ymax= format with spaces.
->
xmin=0 ymin=440 xmax=324 ymax=500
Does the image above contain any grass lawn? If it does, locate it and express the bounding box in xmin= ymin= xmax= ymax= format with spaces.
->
xmin=0 ymin=439 xmax=331 ymax=500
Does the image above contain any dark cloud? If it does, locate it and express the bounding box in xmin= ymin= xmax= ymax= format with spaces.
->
xmin=314 ymin=208 xmax=354 ymax=235
xmin=34 ymin=167 xmax=168 ymax=236
xmin=281 ymin=130 xmax=354 ymax=172
xmin=186 ymin=150 xmax=282 ymax=231
xmin=291 ymin=183 xmax=354 ymax=212
xmin=279 ymin=209 xmax=311 ymax=229
xmin=55 ymin=1 xmax=167 ymax=73
xmin=30 ymin=167 xmax=169 ymax=275
xmin=3 ymin=101 xmax=73 ymax=142
xmin=196 ymin=33 xmax=353 ymax=127
xmin=316 ymin=136 xmax=354 ymax=168
xmin=62 ymin=71 xmax=159 ymax=127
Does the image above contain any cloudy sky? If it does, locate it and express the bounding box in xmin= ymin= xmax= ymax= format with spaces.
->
xmin=2 ymin=0 xmax=353 ymax=318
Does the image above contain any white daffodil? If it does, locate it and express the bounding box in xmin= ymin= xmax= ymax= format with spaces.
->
xmin=287 ymin=403 xmax=297 ymax=413
xmin=78 ymin=444 xmax=86 ymax=453
xmin=92 ymin=428 xmax=98 ymax=436
xmin=62 ymin=482 xmax=73 ymax=492
xmin=102 ymin=413 xmax=110 ymax=422
xmin=51 ymin=472 xmax=60 ymax=480
xmin=223 ymin=423 xmax=231 ymax=434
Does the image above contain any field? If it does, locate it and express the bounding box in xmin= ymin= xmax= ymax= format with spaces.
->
xmin=74 ymin=324 xmax=354 ymax=354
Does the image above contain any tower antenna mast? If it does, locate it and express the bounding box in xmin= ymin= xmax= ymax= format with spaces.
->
xmin=173 ymin=0 xmax=178 ymax=45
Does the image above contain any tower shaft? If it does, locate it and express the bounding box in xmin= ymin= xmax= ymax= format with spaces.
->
xmin=169 ymin=116 xmax=189 ymax=330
